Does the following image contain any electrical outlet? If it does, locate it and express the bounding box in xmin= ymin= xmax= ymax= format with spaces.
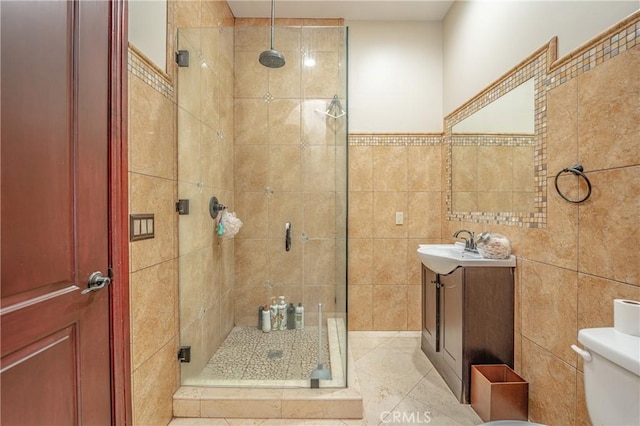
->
xmin=395 ymin=212 xmax=404 ymax=225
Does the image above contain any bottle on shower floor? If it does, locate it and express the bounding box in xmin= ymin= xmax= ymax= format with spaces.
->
xmin=262 ymin=305 xmax=271 ymax=333
xmin=287 ymin=303 xmax=296 ymax=330
xmin=295 ymin=302 xmax=304 ymax=330
xmin=278 ymin=296 xmax=287 ymax=330
xmin=270 ymin=297 xmax=279 ymax=331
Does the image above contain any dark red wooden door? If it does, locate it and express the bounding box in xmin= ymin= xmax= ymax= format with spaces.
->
xmin=1 ymin=0 xmax=112 ymax=424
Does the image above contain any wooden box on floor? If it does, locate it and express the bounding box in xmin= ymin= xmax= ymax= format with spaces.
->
xmin=470 ymin=364 xmax=528 ymax=422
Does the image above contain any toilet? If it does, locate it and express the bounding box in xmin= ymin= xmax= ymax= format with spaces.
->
xmin=572 ymin=327 xmax=640 ymax=425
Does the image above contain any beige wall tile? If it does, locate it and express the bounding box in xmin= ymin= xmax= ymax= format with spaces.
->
xmin=304 ymin=192 xmax=336 ymax=238
xmin=373 ymin=192 xmax=408 ymax=238
xmin=302 ymin=51 xmax=340 ymax=99
xmin=349 ymin=146 xmax=373 ymax=191
xmin=578 ymin=273 xmax=640 ymax=331
xmin=235 ymin=239 xmax=269 ymax=287
xmin=268 ymin=99 xmax=301 ymax=145
xmin=304 ymin=239 xmax=337 ymax=285
xmin=546 ymin=78 xmax=578 ymax=175
xmin=234 ymin=51 xmax=268 ymax=98
xmin=268 ymin=144 xmax=303 ymax=192
xmin=521 ymin=337 xmax=576 ymax=426
xmin=234 ymin=99 xmax=268 ymax=145
xmin=173 ymin=0 xmax=202 ymax=28
xmin=373 ymin=146 xmax=407 ymax=192
xmin=131 ymin=259 xmax=178 ymax=370
xmin=408 ymin=145 xmax=441 ymax=191
xmin=372 ymin=285 xmax=408 ymax=331
xmin=520 ymin=259 xmax=578 ymax=366
xmin=177 ymin=107 xmax=202 ymax=184
xmin=179 ymin=249 xmax=208 ymax=332
xmin=267 ymin=192 xmax=303 ymax=239
xmin=520 ymin=178 xmax=578 ymax=270
xmin=269 ymin=238 xmax=303 ymax=285
xmin=347 ymin=192 xmax=373 ymax=238
xmin=578 ymin=47 xmax=640 ymax=170
xmin=303 ymin=145 xmax=336 ymax=192
xmin=235 ymin=191 xmax=268 ymax=238
xmin=407 ymin=285 xmax=422 ymax=331
xmin=408 ymin=192 xmax=441 ymax=239
xmin=235 ymin=26 xmax=270 ymax=51
xmin=348 ymin=285 xmax=373 ymax=330
xmin=348 ymin=238 xmax=373 ymax=286
xmin=130 ymin=173 xmax=177 ymax=272
xmin=372 ymin=239 xmax=408 ymax=285
xmin=132 ymin=338 xmax=178 ymax=426
xmin=234 ymin=145 xmax=269 ymax=191
xmin=578 ymin=167 xmax=640 ymax=285
xmin=129 ymin=74 xmax=175 ymax=180
xmin=269 ymin=53 xmax=302 ymax=99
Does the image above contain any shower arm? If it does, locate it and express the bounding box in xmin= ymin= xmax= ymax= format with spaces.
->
xmin=269 ymin=0 xmax=276 ymax=50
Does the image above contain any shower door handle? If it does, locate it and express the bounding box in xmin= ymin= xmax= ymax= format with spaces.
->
xmin=285 ymin=222 xmax=291 ymax=251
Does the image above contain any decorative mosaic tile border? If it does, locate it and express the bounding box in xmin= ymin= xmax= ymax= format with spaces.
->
xmin=547 ymin=13 xmax=639 ymax=89
xmin=128 ymin=44 xmax=175 ymax=101
xmin=349 ymin=133 xmax=442 ymax=146
xmin=451 ymin=134 xmax=536 ymax=147
xmin=444 ymin=11 xmax=639 ymax=228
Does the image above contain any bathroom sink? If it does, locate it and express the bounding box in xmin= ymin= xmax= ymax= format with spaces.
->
xmin=416 ymin=243 xmax=516 ymax=275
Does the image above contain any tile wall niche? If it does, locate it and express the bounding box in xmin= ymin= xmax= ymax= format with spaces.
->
xmin=440 ymin=13 xmax=639 ymax=426
xmin=347 ymin=134 xmax=443 ymax=331
xmin=127 ymin=1 xmax=235 ymax=425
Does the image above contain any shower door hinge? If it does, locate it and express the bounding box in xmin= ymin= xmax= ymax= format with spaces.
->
xmin=176 ymin=199 xmax=190 ymax=215
xmin=178 ymin=346 xmax=191 ymax=363
xmin=176 ymin=50 xmax=189 ymax=67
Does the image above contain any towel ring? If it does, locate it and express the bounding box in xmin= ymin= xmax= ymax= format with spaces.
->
xmin=554 ymin=164 xmax=592 ymax=204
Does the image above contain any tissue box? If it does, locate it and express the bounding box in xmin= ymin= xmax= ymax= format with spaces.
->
xmin=471 ymin=364 xmax=528 ymax=422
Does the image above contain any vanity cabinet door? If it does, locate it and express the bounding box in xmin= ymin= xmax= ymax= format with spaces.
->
xmin=441 ymin=268 xmax=464 ymax=378
xmin=421 ymin=265 xmax=439 ymax=351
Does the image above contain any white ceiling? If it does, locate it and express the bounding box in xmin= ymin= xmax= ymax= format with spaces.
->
xmin=227 ymin=0 xmax=456 ymax=21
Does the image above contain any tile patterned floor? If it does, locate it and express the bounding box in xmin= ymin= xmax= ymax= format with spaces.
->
xmin=201 ymin=326 xmax=331 ymax=381
xmin=170 ymin=331 xmax=483 ymax=425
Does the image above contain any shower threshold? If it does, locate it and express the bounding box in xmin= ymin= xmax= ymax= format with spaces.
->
xmin=183 ymin=317 xmax=346 ymax=389
xmin=173 ymin=318 xmax=362 ymax=419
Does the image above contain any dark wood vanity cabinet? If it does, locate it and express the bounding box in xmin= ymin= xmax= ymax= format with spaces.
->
xmin=421 ymin=264 xmax=514 ymax=403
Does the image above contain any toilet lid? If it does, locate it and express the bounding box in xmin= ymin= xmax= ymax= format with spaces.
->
xmin=578 ymin=328 xmax=640 ymax=376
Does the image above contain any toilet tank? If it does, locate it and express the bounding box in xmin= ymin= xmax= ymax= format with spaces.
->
xmin=578 ymin=328 xmax=640 ymax=425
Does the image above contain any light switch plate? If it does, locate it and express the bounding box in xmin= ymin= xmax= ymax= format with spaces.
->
xmin=395 ymin=212 xmax=404 ymax=225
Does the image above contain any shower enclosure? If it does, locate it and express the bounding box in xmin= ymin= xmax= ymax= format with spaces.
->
xmin=176 ymin=24 xmax=348 ymax=389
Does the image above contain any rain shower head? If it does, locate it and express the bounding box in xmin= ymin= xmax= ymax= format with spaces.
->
xmin=259 ymin=49 xmax=285 ymax=68
xmin=259 ymin=0 xmax=285 ymax=68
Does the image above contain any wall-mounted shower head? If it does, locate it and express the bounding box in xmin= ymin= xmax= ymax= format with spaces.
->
xmin=259 ymin=0 xmax=285 ymax=68
xmin=259 ymin=49 xmax=285 ymax=68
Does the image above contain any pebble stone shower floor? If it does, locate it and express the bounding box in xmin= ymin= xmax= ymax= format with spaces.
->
xmin=201 ymin=326 xmax=331 ymax=381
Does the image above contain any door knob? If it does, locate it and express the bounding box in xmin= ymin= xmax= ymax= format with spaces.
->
xmin=81 ymin=271 xmax=111 ymax=295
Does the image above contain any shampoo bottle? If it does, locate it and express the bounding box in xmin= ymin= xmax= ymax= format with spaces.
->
xmin=270 ymin=297 xmax=279 ymax=331
xmin=287 ymin=303 xmax=296 ymax=330
xmin=262 ymin=305 xmax=271 ymax=333
xmin=278 ymin=296 xmax=287 ymax=330
xmin=295 ymin=303 xmax=304 ymax=329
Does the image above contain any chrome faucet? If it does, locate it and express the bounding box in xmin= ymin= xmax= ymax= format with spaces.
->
xmin=452 ymin=229 xmax=477 ymax=252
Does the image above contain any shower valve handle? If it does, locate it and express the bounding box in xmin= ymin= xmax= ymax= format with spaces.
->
xmin=285 ymin=222 xmax=291 ymax=252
